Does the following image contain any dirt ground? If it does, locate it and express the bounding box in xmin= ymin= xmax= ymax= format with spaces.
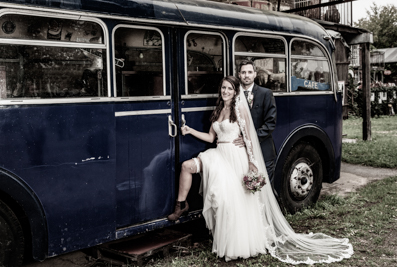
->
xmin=321 ymin=162 xmax=397 ymax=197
xmin=22 ymin=162 xmax=397 ymax=267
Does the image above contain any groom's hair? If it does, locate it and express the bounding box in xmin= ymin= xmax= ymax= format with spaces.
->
xmin=238 ymin=60 xmax=257 ymax=72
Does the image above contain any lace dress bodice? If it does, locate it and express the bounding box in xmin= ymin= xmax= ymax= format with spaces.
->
xmin=213 ymin=119 xmax=240 ymax=142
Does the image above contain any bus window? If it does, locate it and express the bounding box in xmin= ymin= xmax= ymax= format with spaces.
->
xmin=0 ymin=14 xmax=106 ymax=99
xmin=291 ymin=40 xmax=331 ymax=92
xmin=114 ymin=27 xmax=164 ymax=97
xmin=185 ymin=32 xmax=225 ymax=95
xmin=234 ymin=35 xmax=287 ymax=92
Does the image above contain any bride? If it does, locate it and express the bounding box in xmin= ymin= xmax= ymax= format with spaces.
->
xmin=168 ymin=76 xmax=353 ymax=264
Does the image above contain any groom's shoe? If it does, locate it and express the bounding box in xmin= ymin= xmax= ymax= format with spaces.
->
xmin=167 ymin=201 xmax=189 ymax=221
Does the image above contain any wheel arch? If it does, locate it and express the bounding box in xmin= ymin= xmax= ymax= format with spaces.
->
xmin=0 ymin=169 xmax=48 ymax=261
xmin=274 ymin=124 xmax=335 ymax=195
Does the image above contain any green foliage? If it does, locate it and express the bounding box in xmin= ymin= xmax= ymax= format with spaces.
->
xmin=346 ymin=75 xmax=397 ymax=117
xmin=346 ymin=76 xmax=361 ymax=117
xmin=354 ymin=3 xmax=397 ymax=49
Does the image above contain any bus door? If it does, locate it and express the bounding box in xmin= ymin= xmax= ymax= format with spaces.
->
xmin=176 ymin=30 xmax=226 ymax=210
xmin=113 ymin=26 xmax=175 ymax=228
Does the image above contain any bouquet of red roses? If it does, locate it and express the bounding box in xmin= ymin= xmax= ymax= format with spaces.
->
xmin=243 ymin=171 xmax=266 ymax=194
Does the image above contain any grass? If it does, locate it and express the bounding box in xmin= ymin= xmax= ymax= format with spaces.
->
xmin=137 ymin=176 xmax=397 ymax=267
xmin=94 ymin=116 xmax=397 ymax=267
xmin=342 ymin=116 xmax=397 ymax=168
xmin=133 ymin=116 xmax=397 ymax=267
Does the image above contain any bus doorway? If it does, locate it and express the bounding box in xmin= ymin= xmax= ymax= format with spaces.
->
xmin=175 ymin=29 xmax=226 ymax=211
xmin=113 ymin=25 xmax=175 ymax=228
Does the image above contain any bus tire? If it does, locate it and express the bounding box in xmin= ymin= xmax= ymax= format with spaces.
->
xmin=0 ymin=199 xmax=25 ymax=267
xmin=280 ymin=142 xmax=323 ymax=214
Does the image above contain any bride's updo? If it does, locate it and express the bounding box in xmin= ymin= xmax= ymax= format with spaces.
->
xmin=210 ymin=76 xmax=240 ymax=123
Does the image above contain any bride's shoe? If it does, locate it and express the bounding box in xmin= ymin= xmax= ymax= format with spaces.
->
xmin=167 ymin=201 xmax=189 ymax=221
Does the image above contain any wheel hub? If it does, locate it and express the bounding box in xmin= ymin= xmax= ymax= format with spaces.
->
xmin=290 ymin=162 xmax=314 ymax=199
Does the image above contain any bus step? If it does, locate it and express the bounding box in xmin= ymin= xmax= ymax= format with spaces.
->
xmin=95 ymin=229 xmax=192 ymax=266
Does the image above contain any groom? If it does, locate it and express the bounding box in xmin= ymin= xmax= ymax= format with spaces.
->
xmin=234 ymin=60 xmax=277 ymax=193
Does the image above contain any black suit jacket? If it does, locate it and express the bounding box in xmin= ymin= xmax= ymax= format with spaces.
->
xmin=250 ymin=84 xmax=277 ymax=161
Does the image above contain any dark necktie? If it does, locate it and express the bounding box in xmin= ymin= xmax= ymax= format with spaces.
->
xmin=244 ymin=90 xmax=249 ymax=99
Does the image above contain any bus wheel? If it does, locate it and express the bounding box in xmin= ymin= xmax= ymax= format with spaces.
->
xmin=0 ymin=200 xmax=25 ymax=267
xmin=280 ymin=143 xmax=323 ymax=214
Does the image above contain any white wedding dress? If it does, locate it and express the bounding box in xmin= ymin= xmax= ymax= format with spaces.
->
xmin=199 ymin=119 xmax=267 ymax=260
xmin=197 ymin=90 xmax=354 ymax=264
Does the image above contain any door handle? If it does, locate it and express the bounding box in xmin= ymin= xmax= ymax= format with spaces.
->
xmin=168 ymin=115 xmax=177 ymax=137
xmin=115 ymin=58 xmax=125 ymax=68
xmin=181 ymin=114 xmax=186 ymax=127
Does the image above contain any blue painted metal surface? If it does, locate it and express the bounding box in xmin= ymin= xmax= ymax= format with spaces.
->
xmin=0 ymin=103 xmax=116 ymax=256
xmin=272 ymin=92 xmax=342 ymax=185
xmin=0 ymin=0 xmax=341 ymax=262
xmin=114 ymin=101 xmax=174 ymax=228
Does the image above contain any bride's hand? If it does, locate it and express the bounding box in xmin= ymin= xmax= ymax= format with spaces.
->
xmin=249 ymin=162 xmax=258 ymax=174
xmin=181 ymin=125 xmax=192 ymax=135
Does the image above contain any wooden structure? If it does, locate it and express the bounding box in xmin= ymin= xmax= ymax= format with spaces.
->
xmin=94 ymin=229 xmax=192 ymax=266
xmin=318 ymin=21 xmax=372 ymax=140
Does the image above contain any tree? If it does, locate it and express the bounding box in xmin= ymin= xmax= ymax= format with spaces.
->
xmin=355 ymin=2 xmax=397 ymax=49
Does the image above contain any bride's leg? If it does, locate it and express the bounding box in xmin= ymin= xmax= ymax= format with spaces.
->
xmin=177 ymin=158 xmax=202 ymax=201
xmin=168 ymin=158 xmax=202 ymax=221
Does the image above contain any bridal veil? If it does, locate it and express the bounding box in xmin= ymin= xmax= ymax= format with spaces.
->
xmin=235 ymin=89 xmax=353 ymax=264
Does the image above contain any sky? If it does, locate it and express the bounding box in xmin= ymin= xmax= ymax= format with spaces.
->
xmin=353 ymin=0 xmax=397 ymax=23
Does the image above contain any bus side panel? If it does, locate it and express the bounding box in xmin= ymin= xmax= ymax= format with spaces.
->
xmin=331 ymin=92 xmax=343 ymax=182
xmin=0 ymin=104 xmax=117 ymax=256
xmin=115 ymin=101 xmax=174 ymax=228
xmin=287 ymin=95 xmax=331 ymax=131
xmin=272 ymin=96 xmax=290 ymax=152
xmin=273 ymin=94 xmax=338 ymax=185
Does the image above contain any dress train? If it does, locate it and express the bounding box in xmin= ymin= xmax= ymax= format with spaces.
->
xmin=196 ymin=90 xmax=353 ymax=264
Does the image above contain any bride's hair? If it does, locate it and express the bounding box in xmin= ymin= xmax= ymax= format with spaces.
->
xmin=210 ymin=76 xmax=240 ymax=123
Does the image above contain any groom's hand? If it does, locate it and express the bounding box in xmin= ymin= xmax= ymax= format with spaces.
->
xmin=232 ymin=135 xmax=245 ymax=148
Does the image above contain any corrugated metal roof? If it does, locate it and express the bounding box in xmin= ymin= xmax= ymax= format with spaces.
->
xmin=376 ymin=48 xmax=397 ymax=63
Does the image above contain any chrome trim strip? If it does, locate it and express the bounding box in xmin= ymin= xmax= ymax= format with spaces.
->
xmin=114 ymin=96 xmax=171 ymax=101
xmin=0 ymin=98 xmax=112 ymax=105
xmin=115 ymin=109 xmax=171 ymax=117
xmin=0 ymin=8 xmax=80 ymax=20
xmin=181 ymin=106 xmax=216 ymax=112
xmin=0 ymin=96 xmax=171 ymax=105
xmin=234 ymin=52 xmax=287 ymax=58
xmin=181 ymin=94 xmax=217 ymax=99
xmin=291 ymin=55 xmax=328 ymax=61
xmin=0 ymin=38 xmax=106 ymax=49
xmin=287 ymin=91 xmax=334 ymax=95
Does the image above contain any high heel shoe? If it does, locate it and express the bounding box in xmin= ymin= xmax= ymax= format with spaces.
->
xmin=167 ymin=200 xmax=189 ymax=221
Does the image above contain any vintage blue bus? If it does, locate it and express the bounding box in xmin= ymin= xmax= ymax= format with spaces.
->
xmin=0 ymin=0 xmax=342 ymax=265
